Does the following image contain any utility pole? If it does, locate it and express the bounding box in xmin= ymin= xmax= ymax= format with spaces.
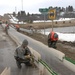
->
xmin=21 ymin=0 xmax=23 ymax=10
xmin=39 ymin=8 xmax=48 ymax=35
xmin=44 ymin=13 xmax=46 ymax=35
xmin=15 ymin=7 xmax=17 ymax=14
xmin=52 ymin=20 xmax=53 ymax=31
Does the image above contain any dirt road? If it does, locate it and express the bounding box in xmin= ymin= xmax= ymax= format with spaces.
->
xmin=0 ymin=25 xmax=17 ymax=73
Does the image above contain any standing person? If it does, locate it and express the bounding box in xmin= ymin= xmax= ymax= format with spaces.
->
xmin=14 ymin=39 xmax=34 ymax=68
xmin=48 ymin=31 xmax=58 ymax=49
xmin=5 ymin=24 xmax=9 ymax=34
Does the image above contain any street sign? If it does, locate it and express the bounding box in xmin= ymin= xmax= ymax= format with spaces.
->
xmin=39 ymin=8 xmax=49 ymax=35
xmin=49 ymin=9 xmax=56 ymax=20
xmin=39 ymin=8 xmax=48 ymax=13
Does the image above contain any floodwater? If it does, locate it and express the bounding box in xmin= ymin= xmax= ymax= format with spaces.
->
xmin=41 ymin=26 xmax=75 ymax=33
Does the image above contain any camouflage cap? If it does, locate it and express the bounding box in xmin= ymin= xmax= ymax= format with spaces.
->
xmin=22 ymin=39 xmax=28 ymax=46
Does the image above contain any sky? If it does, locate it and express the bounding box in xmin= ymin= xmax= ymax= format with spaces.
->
xmin=0 ymin=0 xmax=75 ymax=15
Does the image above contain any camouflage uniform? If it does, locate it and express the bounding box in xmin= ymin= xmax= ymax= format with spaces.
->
xmin=14 ymin=39 xmax=33 ymax=68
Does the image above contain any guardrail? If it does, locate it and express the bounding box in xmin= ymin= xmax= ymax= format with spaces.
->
xmin=19 ymin=28 xmax=65 ymax=61
xmin=63 ymin=57 xmax=75 ymax=72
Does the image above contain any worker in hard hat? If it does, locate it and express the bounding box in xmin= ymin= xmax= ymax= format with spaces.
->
xmin=15 ymin=24 xmax=20 ymax=31
xmin=14 ymin=39 xmax=34 ymax=68
xmin=48 ymin=31 xmax=58 ymax=49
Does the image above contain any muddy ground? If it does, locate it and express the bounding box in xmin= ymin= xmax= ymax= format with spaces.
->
xmin=19 ymin=30 xmax=75 ymax=61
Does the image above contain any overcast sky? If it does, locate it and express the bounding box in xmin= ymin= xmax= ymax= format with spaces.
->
xmin=0 ymin=0 xmax=75 ymax=15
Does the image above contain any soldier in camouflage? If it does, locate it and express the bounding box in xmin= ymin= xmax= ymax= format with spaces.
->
xmin=14 ymin=39 xmax=33 ymax=68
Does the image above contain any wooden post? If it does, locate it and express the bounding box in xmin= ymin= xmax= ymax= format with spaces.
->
xmin=52 ymin=20 xmax=53 ymax=31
